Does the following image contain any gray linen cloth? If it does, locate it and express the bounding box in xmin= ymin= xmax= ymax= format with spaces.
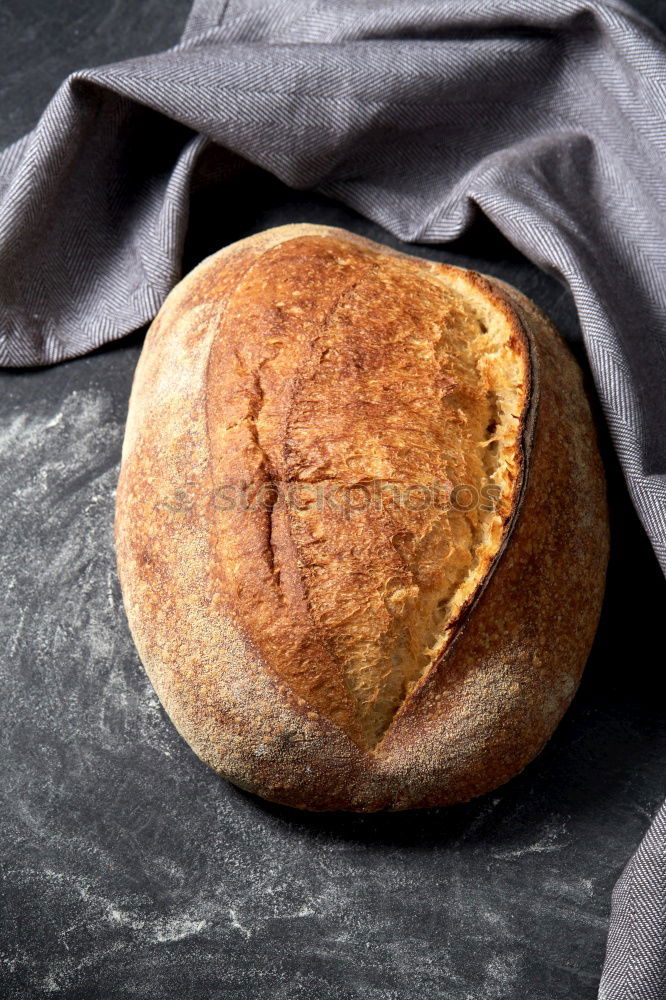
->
xmin=0 ymin=1 xmax=663 ymax=996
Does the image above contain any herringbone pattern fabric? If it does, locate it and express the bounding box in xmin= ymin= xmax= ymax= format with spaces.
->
xmin=600 ymin=802 xmax=666 ymax=999
xmin=0 ymin=2 xmax=664 ymax=995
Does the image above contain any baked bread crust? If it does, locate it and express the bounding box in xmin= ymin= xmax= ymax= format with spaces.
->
xmin=115 ymin=224 xmax=609 ymax=811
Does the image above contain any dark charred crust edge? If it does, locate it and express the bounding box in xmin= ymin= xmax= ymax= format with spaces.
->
xmin=370 ymin=269 xmax=540 ymax=753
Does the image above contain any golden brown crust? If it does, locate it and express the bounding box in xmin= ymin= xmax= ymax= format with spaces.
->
xmin=115 ymin=224 xmax=609 ymax=811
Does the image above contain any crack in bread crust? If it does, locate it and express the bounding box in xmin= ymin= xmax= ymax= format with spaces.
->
xmin=206 ymin=237 xmax=366 ymax=745
xmin=206 ymin=236 xmax=529 ymax=749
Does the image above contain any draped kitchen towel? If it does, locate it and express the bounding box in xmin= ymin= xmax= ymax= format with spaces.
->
xmin=600 ymin=801 xmax=666 ymax=1000
xmin=0 ymin=1 xmax=664 ymax=996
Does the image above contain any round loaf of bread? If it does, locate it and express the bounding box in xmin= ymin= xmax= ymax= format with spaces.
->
xmin=115 ymin=224 xmax=609 ymax=811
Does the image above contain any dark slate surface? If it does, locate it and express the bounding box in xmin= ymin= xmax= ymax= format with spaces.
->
xmin=1 ymin=3 xmax=665 ymax=999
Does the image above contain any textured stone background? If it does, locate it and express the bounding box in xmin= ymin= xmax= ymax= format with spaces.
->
xmin=1 ymin=2 xmax=665 ymax=998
